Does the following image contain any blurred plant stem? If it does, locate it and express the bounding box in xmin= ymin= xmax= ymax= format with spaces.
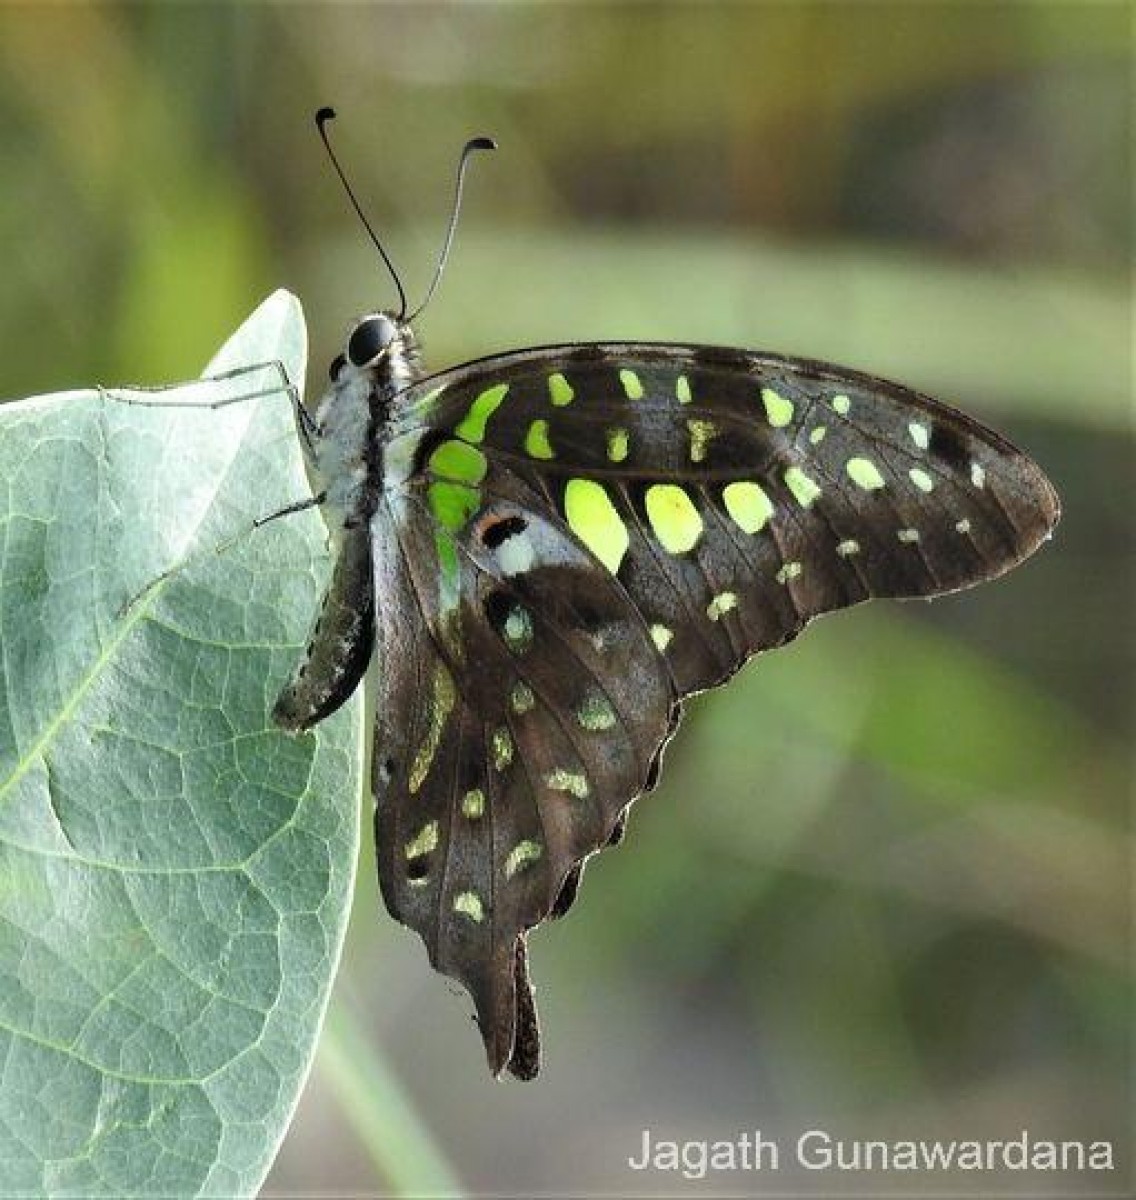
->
xmin=319 ymin=999 xmax=467 ymax=1198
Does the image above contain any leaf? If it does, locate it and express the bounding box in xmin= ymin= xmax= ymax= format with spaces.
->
xmin=0 ymin=292 xmax=361 ymax=1197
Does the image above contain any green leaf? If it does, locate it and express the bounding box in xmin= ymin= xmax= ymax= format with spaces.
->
xmin=0 ymin=292 xmax=361 ymax=1197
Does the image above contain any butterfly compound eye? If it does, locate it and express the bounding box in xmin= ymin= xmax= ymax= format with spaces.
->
xmin=347 ymin=313 xmax=397 ymax=368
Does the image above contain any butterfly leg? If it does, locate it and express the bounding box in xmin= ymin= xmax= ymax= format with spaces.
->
xmin=117 ymin=492 xmax=326 ymax=618
xmin=99 ymin=359 xmax=319 ymax=452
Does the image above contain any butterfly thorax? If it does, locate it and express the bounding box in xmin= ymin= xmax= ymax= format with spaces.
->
xmin=310 ymin=312 xmax=425 ymax=525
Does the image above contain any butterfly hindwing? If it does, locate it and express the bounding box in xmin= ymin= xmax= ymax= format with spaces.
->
xmin=394 ymin=344 xmax=1059 ymax=694
xmin=371 ymin=463 xmax=675 ymax=1076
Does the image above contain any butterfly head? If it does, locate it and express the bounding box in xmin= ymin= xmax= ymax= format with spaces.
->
xmin=329 ymin=311 xmax=421 ymax=392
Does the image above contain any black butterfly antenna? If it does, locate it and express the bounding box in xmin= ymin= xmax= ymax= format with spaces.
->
xmin=315 ymin=108 xmax=496 ymax=324
xmin=315 ymin=106 xmax=408 ymax=319
xmin=406 ymin=134 xmax=497 ymax=323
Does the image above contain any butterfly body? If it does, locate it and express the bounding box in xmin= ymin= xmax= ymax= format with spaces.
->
xmin=273 ymin=309 xmax=1059 ymax=1080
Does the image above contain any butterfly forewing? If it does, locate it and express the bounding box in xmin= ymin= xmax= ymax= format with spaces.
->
xmin=372 ymin=464 xmax=674 ymax=1076
xmin=395 ymin=344 xmax=1059 ymax=694
xmin=289 ymin=334 xmax=1057 ymax=1081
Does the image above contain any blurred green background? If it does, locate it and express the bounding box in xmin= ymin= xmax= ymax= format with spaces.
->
xmin=0 ymin=3 xmax=1129 ymax=1196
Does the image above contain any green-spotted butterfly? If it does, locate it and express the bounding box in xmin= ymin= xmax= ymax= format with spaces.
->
xmin=273 ymin=110 xmax=1059 ymax=1080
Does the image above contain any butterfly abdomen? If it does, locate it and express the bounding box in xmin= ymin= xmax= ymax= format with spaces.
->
xmin=274 ymin=328 xmax=426 ymax=732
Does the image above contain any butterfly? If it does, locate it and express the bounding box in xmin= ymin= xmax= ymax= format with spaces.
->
xmin=270 ymin=110 xmax=1060 ymax=1080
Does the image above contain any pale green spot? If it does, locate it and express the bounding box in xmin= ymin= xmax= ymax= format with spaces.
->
xmin=761 ymin=386 xmax=794 ymax=428
xmin=898 ymin=528 xmax=921 ymax=544
xmin=564 ymin=479 xmax=629 ymax=575
xmin=955 ymin=518 xmax=972 ymax=534
xmin=511 ymin=683 xmax=535 ymax=714
xmin=503 ymin=605 xmax=534 ymax=652
xmin=455 ymin=383 xmax=507 ymax=442
xmin=970 ymin=461 xmax=986 ymax=488
xmin=429 ymin=438 xmax=487 ymax=484
xmin=846 ymin=457 xmax=885 ymax=490
xmin=548 ymin=372 xmax=574 ymax=406
xmin=619 ymin=368 xmax=644 ymax=399
xmin=547 ymin=768 xmax=589 ymax=799
xmin=908 ymin=420 xmax=930 ymax=450
xmin=577 ymin=688 xmax=617 ymax=732
xmin=461 ymin=789 xmax=485 ymax=819
xmin=675 ymin=374 xmax=692 ymax=404
xmin=722 ymin=481 xmax=774 ymax=534
xmin=453 ymin=892 xmax=484 ymax=922
xmin=909 ymin=467 xmax=934 ymax=493
xmin=706 ymin=591 xmax=738 ymax=621
xmin=687 ymin=418 xmax=716 ymax=463
xmin=428 ymin=481 xmax=479 ymax=532
xmin=606 ymin=427 xmax=629 ymax=463
xmin=776 ymin=561 xmax=802 ymax=584
xmin=650 ymin=623 xmax=674 ymax=651
xmin=524 ymin=418 xmax=554 ymax=460
xmin=492 ymin=727 xmax=514 ymax=770
xmin=405 ymin=820 xmax=439 ymax=860
xmin=784 ymin=465 xmax=822 ymax=508
xmin=435 ymin=531 xmax=461 ymax=611
xmin=408 ymin=665 xmax=456 ymax=793
xmin=645 ymin=483 xmax=703 ymax=553
xmin=416 ymin=385 xmax=445 ymax=413
xmin=505 ymin=839 xmax=543 ymax=878
xmin=831 ymin=393 xmax=851 ymax=415
xmin=809 ymin=425 xmax=827 ymax=445
xmin=836 ymin=539 xmax=860 ymax=557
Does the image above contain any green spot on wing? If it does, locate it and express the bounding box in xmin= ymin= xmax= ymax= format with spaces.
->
xmin=645 ymin=484 xmax=703 ymax=553
xmin=577 ymin=688 xmax=617 ymax=731
xmin=429 ymin=481 xmax=480 ymax=532
xmin=455 ymin=383 xmax=508 ymax=442
xmin=524 ymin=418 xmax=555 ymax=459
xmin=408 ymin=667 xmax=456 ymax=793
xmin=619 ymin=368 xmax=644 ymax=399
xmin=546 ymin=768 xmax=589 ymax=798
xmin=722 ymin=481 xmax=774 ymax=534
xmin=548 ymin=372 xmax=574 ymax=406
xmin=492 ymin=727 xmax=514 ymax=769
xmin=909 ymin=467 xmax=935 ymax=493
xmin=606 ymin=427 xmax=629 ymax=462
xmin=846 ymin=457 xmax=885 ymax=490
xmin=428 ymin=439 xmax=487 ymax=484
xmin=706 ymin=591 xmax=739 ymax=620
xmin=453 ymin=892 xmax=484 ymax=921
xmin=776 ymin=561 xmax=803 ymax=584
xmin=761 ymin=386 xmax=794 ymax=427
xmin=687 ymin=418 xmax=716 ymax=463
xmin=505 ymin=839 xmax=543 ymax=878
xmin=564 ymin=478 xmax=629 ymax=575
xmin=405 ymin=820 xmax=440 ymax=859
xmin=784 ymin=465 xmax=822 ymax=508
